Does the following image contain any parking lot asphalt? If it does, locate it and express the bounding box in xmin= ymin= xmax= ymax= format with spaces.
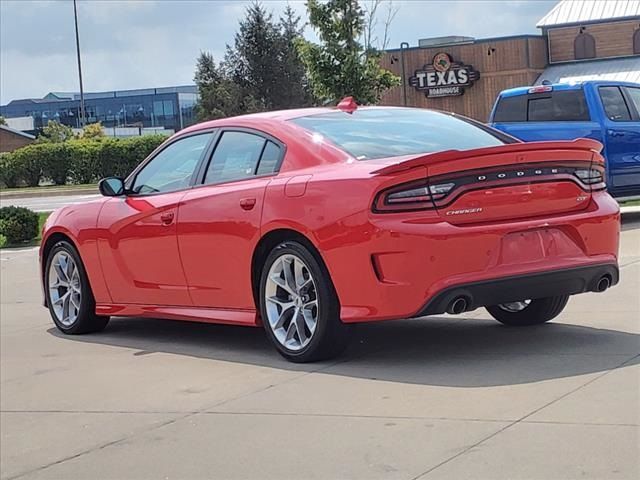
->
xmin=1 ymin=219 xmax=639 ymax=480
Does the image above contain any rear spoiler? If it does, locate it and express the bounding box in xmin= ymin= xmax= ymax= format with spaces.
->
xmin=371 ymin=138 xmax=603 ymax=176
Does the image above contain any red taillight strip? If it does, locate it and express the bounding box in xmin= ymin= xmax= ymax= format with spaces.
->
xmin=372 ymin=162 xmax=605 ymax=213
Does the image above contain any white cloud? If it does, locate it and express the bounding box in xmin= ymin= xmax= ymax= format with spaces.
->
xmin=0 ymin=0 xmax=556 ymax=104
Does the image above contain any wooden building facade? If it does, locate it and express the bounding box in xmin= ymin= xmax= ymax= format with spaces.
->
xmin=379 ymin=0 xmax=640 ymax=122
xmin=379 ymin=36 xmax=547 ymax=121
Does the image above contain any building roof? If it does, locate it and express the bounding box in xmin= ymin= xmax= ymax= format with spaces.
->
xmin=0 ymin=124 xmax=36 ymax=140
xmin=534 ymin=57 xmax=640 ymax=84
xmin=537 ymin=0 xmax=640 ymax=27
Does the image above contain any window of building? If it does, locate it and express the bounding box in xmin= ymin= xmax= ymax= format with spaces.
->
xmin=634 ymin=29 xmax=640 ymax=54
xmin=131 ymin=133 xmax=213 ymax=194
xmin=526 ymin=90 xmax=590 ymax=122
xmin=204 ymin=131 xmax=266 ymax=184
xmin=599 ymin=87 xmax=632 ymax=121
xmin=574 ymin=32 xmax=596 ymax=60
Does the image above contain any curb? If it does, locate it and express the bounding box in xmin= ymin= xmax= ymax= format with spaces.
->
xmin=0 ymin=187 xmax=98 ymax=200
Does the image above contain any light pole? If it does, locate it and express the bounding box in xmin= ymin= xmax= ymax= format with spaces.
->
xmin=73 ymin=0 xmax=86 ymax=127
xmin=400 ymin=42 xmax=409 ymax=107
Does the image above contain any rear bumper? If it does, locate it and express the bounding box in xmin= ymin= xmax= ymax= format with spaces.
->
xmin=416 ymin=263 xmax=619 ymax=316
xmin=322 ymin=191 xmax=620 ymax=323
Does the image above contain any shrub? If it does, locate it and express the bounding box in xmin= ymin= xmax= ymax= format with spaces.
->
xmin=10 ymin=146 xmax=43 ymax=186
xmin=0 ymin=206 xmax=39 ymax=244
xmin=0 ymin=134 xmax=168 ymax=188
xmin=68 ymin=140 xmax=101 ymax=184
xmin=0 ymin=234 xmax=7 ymax=248
xmin=0 ymin=152 xmax=25 ymax=188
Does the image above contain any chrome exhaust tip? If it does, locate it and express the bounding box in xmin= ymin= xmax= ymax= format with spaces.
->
xmin=447 ymin=297 xmax=468 ymax=315
xmin=595 ymin=276 xmax=611 ymax=293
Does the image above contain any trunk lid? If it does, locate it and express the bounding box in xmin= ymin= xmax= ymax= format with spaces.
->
xmin=373 ymin=139 xmax=604 ymax=225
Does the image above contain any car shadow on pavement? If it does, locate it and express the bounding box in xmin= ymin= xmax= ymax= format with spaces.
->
xmin=48 ymin=313 xmax=640 ymax=387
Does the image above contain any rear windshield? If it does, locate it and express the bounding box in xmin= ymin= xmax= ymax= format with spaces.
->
xmin=290 ymin=108 xmax=507 ymax=160
xmin=493 ymin=89 xmax=590 ymax=122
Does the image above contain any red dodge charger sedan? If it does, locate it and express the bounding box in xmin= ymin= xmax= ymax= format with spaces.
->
xmin=40 ymin=103 xmax=620 ymax=362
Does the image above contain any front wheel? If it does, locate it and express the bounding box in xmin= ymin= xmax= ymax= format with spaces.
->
xmin=45 ymin=241 xmax=110 ymax=334
xmin=486 ymin=295 xmax=569 ymax=326
xmin=259 ymin=241 xmax=349 ymax=362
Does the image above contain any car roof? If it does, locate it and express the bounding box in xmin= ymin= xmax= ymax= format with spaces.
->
xmin=499 ymin=80 xmax=640 ymax=98
xmin=179 ymin=106 xmax=437 ymax=135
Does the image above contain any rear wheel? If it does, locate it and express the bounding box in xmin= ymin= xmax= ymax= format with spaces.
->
xmin=45 ymin=241 xmax=110 ymax=334
xmin=486 ymin=295 xmax=569 ymax=326
xmin=259 ymin=241 xmax=349 ymax=362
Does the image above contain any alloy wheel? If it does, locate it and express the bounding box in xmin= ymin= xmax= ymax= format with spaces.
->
xmin=48 ymin=251 xmax=82 ymax=327
xmin=264 ymin=253 xmax=318 ymax=351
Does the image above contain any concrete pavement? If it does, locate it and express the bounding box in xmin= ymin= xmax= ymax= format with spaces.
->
xmin=1 ymin=222 xmax=638 ymax=479
xmin=0 ymin=194 xmax=101 ymax=213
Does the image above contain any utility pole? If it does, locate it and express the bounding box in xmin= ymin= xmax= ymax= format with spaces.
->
xmin=400 ymin=42 xmax=409 ymax=107
xmin=73 ymin=0 xmax=86 ymax=127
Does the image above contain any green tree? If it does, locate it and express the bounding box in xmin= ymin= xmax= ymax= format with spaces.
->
xmin=0 ymin=116 xmax=6 ymax=126
xmin=276 ymin=5 xmax=314 ymax=108
xmin=193 ymin=52 xmax=242 ymax=120
xmin=224 ymin=2 xmax=280 ymax=111
xmin=297 ymin=0 xmax=399 ymax=105
xmin=37 ymin=120 xmax=74 ymax=143
xmin=81 ymin=122 xmax=105 ymax=139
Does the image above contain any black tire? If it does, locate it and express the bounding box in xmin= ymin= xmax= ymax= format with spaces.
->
xmin=44 ymin=240 xmax=110 ymax=334
xmin=486 ymin=295 xmax=569 ymax=326
xmin=259 ymin=241 xmax=350 ymax=362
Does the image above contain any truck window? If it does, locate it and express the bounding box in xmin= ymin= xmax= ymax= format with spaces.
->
xmin=493 ymin=96 xmax=527 ymax=122
xmin=624 ymin=87 xmax=640 ymax=116
xmin=527 ymin=90 xmax=590 ymax=122
xmin=599 ymin=87 xmax=631 ymax=121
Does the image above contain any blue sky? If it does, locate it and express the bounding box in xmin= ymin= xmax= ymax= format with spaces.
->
xmin=0 ymin=0 xmax=557 ymax=104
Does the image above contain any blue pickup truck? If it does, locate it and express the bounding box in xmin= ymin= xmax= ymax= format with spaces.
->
xmin=489 ymin=81 xmax=640 ymax=200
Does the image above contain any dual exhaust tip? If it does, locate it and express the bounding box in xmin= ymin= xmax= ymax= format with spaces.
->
xmin=445 ymin=274 xmax=611 ymax=315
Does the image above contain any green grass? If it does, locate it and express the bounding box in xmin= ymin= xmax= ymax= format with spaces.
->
xmin=0 ymin=212 xmax=50 ymax=249
xmin=620 ymin=199 xmax=640 ymax=207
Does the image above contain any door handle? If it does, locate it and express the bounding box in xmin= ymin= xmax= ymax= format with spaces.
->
xmin=608 ymin=130 xmax=624 ymax=137
xmin=160 ymin=212 xmax=175 ymax=225
xmin=240 ymin=198 xmax=256 ymax=210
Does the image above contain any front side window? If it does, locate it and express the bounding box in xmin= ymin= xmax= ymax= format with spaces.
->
xmin=131 ymin=133 xmax=213 ymax=194
xmin=291 ymin=108 xmax=505 ymax=160
xmin=204 ymin=131 xmax=266 ymax=184
xmin=527 ymin=90 xmax=590 ymax=122
xmin=599 ymin=87 xmax=631 ymax=122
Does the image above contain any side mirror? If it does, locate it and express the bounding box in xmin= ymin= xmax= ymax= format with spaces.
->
xmin=98 ymin=177 xmax=125 ymax=197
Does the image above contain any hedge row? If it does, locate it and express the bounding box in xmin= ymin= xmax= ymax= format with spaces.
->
xmin=0 ymin=135 xmax=168 ymax=188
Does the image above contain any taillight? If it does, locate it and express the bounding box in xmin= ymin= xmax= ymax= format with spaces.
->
xmin=374 ymin=181 xmax=456 ymax=212
xmin=574 ymin=168 xmax=604 ymax=186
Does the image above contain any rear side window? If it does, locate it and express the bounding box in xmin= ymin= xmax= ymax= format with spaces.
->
xmin=204 ymin=132 xmax=265 ymax=184
xmin=256 ymin=141 xmax=281 ymax=175
xmin=527 ymin=90 xmax=590 ymax=121
xmin=493 ymin=96 xmax=527 ymax=122
xmin=599 ymin=87 xmax=632 ymax=121
xmin=625 ymin=87 xmax=640 ymax=116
